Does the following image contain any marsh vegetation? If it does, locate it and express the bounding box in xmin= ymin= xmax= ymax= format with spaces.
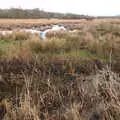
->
xmin=0 ymin=22 xmax=120 ymax=120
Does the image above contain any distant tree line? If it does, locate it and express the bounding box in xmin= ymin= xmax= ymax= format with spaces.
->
xmin=0 ymin=8 xmax=93 ymax=19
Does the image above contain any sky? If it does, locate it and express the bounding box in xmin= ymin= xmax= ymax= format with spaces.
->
xmin=0 ymin=0 xmax=120 ymax=16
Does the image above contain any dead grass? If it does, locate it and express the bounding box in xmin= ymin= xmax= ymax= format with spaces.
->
xmin=0 ymin=19 xmax=87 ymax=25
xmin=0 ymin=22 xmax=120 ymax=120
xmin=0 ymin=18 xmax=120 ymax=25
xmin=0 ymin=30 xmax=32 ymax=41
xmin=0 ymin=18 xmax=120 ymax=30
xmin=2 ymin=67 xmax=120 ymax=120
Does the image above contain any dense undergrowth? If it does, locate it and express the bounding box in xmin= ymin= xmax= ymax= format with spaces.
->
xmin=0 ymin=23 xmax=120 ymax=120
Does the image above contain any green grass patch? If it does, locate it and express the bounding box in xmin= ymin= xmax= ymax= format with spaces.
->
xmin=43 ymin=49 xmax=96 ymax=59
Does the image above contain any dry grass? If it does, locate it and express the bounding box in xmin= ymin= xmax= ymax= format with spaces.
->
xmin=0 ymin=30 xmax=32 ymax=41
xmin=0 ymin=19 xmax=83 ymax=24
xmin=0 ymin=22 xmax=120 ymax=120
xmin=2 ymin=67 xmax=120 ymax=120
xmin=0 ymin=18 xmax=120 ymax=25
xmin=0 ymin=19 xmax=85 ymax=30
xmin=0 ymin=18 xmax=120 ymax=30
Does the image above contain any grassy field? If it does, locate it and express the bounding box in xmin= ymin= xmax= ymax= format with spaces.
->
xmin=0 ymin=21 xmax=120 ymax=120
xmin=0 ymin=19 xmax=85 ymax=30
xmin=0 ymin=19 xmax=85 ymax=24
xmin=0 ymin=18 xmax=120 ymax=24
xmin=0 ymin=18 xmax=120 ymax=30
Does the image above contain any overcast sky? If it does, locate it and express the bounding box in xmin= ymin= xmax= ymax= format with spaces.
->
xmin=0 ymin=0 xmax=120 ymax=16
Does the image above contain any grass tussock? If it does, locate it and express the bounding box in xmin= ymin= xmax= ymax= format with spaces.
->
xmin=0 ymin=30 xmax=32 ymax=41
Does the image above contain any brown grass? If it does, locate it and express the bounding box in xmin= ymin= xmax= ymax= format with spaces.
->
xmin=0 ymin=19 xmax=84 ymax=24
xmin=0 ymin=22 xmax=120 ymax=120
xmin=0 ymin=18 xmax=120 ymax=30
xmin=2 ymin=67 xmax=120 ymax=120
xmin=0 ymin=18 xmax=120 ymax=25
